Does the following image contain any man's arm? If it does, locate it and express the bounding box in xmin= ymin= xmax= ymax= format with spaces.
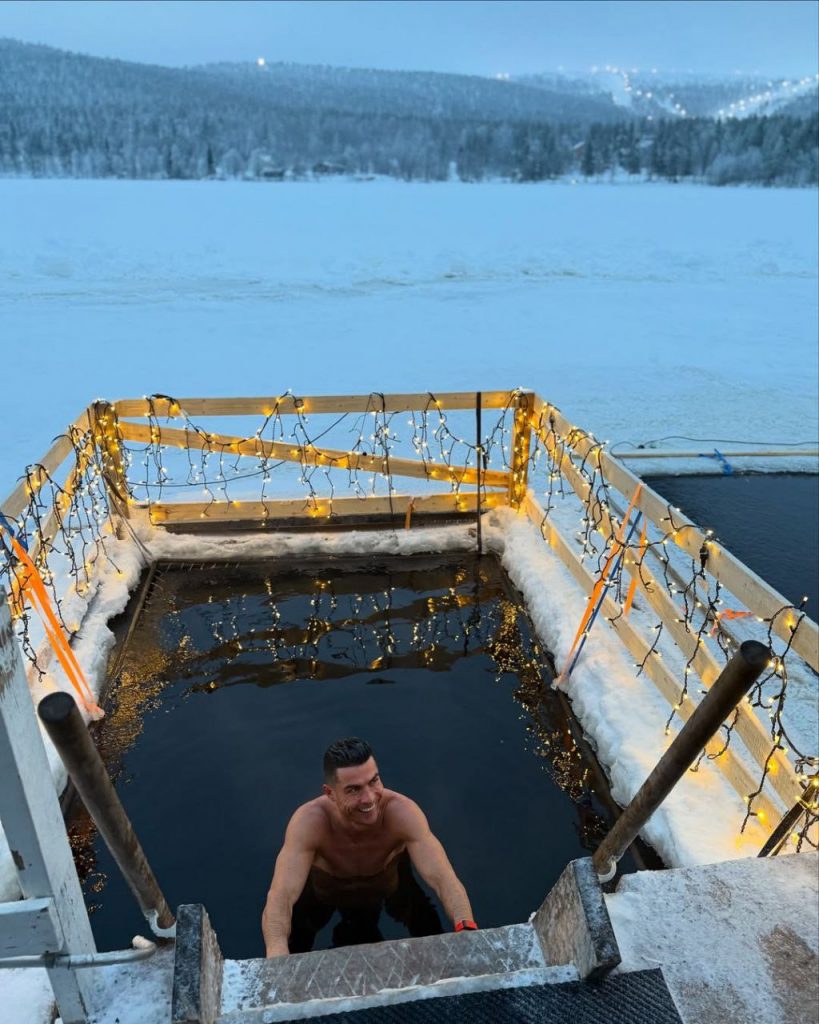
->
xmin=396 ymin=800 xmax=474 ymax=928
xmin=261 ymin=808 xmax=318 ymax=957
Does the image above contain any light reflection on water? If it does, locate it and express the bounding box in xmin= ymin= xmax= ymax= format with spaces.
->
xmin=70 ymin=553 xmax=647 ymax=958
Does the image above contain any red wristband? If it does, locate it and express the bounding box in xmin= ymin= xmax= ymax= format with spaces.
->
xmin=454 ymin=919 xmax=478 ymax=932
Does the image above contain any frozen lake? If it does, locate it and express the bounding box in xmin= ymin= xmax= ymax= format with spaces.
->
xmin=0 ymin=178 xmax=817 ymax=491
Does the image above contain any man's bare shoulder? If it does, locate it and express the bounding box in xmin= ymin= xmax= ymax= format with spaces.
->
xmin=382 ymin=791 xmax=429 ymax=837
xmin=286 ymin=797 xmax=332 ymax=843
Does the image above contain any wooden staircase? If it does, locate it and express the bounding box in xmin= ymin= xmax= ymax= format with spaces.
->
xmin=170 ymin=859 xmax=644 ymax=1024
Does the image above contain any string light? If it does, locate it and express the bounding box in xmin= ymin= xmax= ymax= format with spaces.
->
xmin=0 ymin=416 xmax=122 ymax=681
xmin=2 ymin=389 xmax=816 ymax=855
xmin=525 ymin=403 xmax=817 ymax=850
xmin=122 ymin=391 xmax=520 ymax=523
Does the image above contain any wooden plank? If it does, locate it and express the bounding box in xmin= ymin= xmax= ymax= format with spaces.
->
xmin=532 ymin=395 xmax=819 ymax=670
xmin=620 ymin=549 xmax=801 ymax=807
xmin=524 ymin=495 xmax=785 ymax=829
xmin=607 ymin=490 xmax=750 ymax=656
xmin=0 ymin=409 xmax=94 ymax=522
xmin=530 ymin=418 xmax=801 ymax=808
xmin=1 ymin=440 xmax=76 ymax=522
xmin=91 ymin=401 xmax=130 ymax=519
xmin=145 ymin=491 xmax=507 ymax=525
xmin=3 ymin=432 xmax=96 ymax=620
xmin=0 ymin=897 xmax=62 ymax=957
xmin=0 ymin=598 xmax=96 ymax=1016
xmin=117 ymin=421 xmax=509 ymax=489
xmin=508 ymin=390 xmax=534 ymax=508
xmin=113 ymin=391 xmax=516 ymax=418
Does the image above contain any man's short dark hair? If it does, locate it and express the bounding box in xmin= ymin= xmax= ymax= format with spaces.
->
xmin=323 ymin=737 xmax=374 ymax=783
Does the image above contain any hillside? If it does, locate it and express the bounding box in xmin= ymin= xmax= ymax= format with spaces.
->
xmin=0 ymin=39 xmax=815 ymax=185
xmin=198 ymin=58 xmax=626 ymax=123
xmin=520 ymin=69 xmax=819 ymax=120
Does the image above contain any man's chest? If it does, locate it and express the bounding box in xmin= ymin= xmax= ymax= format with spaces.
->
xmin=316 ymin=828 xmax=405 ymax=878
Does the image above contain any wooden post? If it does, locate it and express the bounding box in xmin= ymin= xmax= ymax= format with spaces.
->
xmin=0 ymin=590 xmax=96 ymax=1023
xmin=38 ymin=692 xmax=175 ymax=937
xmin=92 ymin=400 xmax=130 ymax=519
xmin=592 ymin=640 xmax=771 ymax=880
xmin=508 ymin=390 xmax=534 ymax=509
xmin=476 ymin=391 xmax=483 ymax=555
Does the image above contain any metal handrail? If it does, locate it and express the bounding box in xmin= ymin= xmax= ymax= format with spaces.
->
xmin=38 ymin=692 xmax=176 ymax=939
xmin=592 ymin=640 xmax=772 ymax=880
xmin=0 ymin=936 xmax=157 ymax=970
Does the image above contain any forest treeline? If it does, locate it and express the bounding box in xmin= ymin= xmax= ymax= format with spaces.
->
xmin=5 ymin=107 xmax=815 ymax=186
xmin=1 ymin=38 xmax=816 ymax=186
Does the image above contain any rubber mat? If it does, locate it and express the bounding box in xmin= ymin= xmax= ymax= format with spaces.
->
xmin=299 ymin=969 xmax=683 ymax=1024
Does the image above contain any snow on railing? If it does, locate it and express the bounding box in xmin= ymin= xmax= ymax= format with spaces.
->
xmin=524 ymin=395 xmax=818 ymax=852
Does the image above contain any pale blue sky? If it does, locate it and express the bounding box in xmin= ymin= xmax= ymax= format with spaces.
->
xmin=0 ymin=0 xmax=816 ymax=76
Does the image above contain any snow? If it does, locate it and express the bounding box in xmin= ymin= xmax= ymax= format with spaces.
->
xmin=0 ymin=178 xmax=817 ymax=493
xmin=607 ymin=850 xmax=819 ymax=1024
xmin=0 ymin=177 xmax=817 ymax=1023
xmin=1 ymin=947 xmax=175 ymax=1024
xmin=219 ymin=965 xmax=577 ymax=1021
xmin=0 ymin=504 xmax=791 ymax=1022
xmin=1 ymin=970 xmax=54 ymax=1024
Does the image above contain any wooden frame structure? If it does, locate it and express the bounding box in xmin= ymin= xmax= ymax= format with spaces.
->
xmin=1 ymin=389 xmax=817 ymax=843
xmin=0 ymin=596 xmax=96 ymax=1022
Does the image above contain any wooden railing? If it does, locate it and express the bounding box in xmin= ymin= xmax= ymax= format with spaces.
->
xmin=1 ymin=390 xmax=817 ymax=849
xmin=107 ymin=391 xmax=519 ymax=526
xmin=524 ymin=398 xmax=818 ymax=836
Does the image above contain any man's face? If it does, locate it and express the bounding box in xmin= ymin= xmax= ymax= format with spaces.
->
xmin=324 ymin=756 xmax=384 ymax=825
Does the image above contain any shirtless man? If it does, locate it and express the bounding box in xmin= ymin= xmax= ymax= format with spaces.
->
xmin=262 ymin=737 xmax=477 ymax=957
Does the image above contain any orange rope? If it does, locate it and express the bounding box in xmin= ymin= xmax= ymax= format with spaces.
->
xmin=558 ymin=483 xmax=643 ymax=678
xmin=709 ymin=608 xmax=754 ymax=636
xmin=6 ymin=532 xmax=103 ymax=719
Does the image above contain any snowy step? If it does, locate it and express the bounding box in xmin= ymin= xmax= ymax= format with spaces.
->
xmin=171 ymin=858 xmax=621 ymax=1024
xmin=218 ymin=931 xmax=574 ymax=1022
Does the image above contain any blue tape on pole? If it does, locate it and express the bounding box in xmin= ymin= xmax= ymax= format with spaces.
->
xmin=713 ymin=448 xmax=733 ymax=474
xmin=697 ymin=449 xmax=733 ymax=475
xmin=0 ymin=512 xmax=27 ymax=550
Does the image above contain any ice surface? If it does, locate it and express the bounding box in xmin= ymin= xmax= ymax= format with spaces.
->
xmin=1 ymin=179 xmax=816 ymax=494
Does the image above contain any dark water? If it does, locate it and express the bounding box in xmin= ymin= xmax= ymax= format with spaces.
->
xmin=645 ymin=474 xmax=819 ymax=614
xmin=71 ymin=554 xmax=646 ymax=959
